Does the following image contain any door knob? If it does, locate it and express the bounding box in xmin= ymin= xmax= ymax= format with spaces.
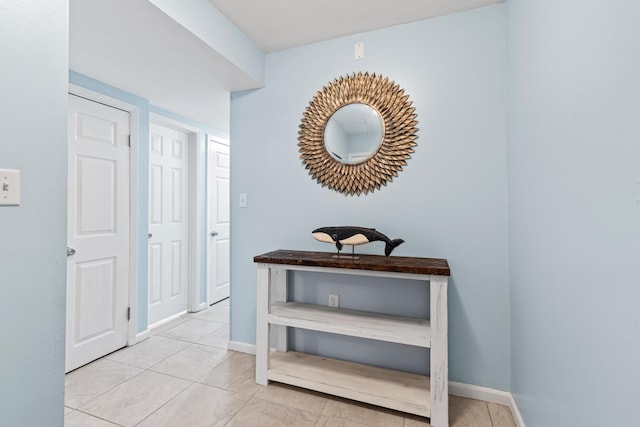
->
xmin=148 ymin=233 xmax=152 ymax=238
xmin=211 ymin=231 xmax=219 ymax=237
xmin=67 ymin=246 xmax=76 ymax=257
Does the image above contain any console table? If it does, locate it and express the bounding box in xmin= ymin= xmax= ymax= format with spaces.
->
xmin=254 ymin=249 xmax=450 ymax=426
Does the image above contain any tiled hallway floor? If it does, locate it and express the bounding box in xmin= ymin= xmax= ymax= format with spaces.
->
xmin=64 ymin=299 xmax=516 ymax=426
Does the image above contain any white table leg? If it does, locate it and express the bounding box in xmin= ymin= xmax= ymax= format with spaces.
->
xmin=272 ymin=268 xmax=288 ymax=352
xmin=255 ymin=263 xmax=271 ymax=385
xmin=430 ymin=275 xmax=449 ymax=426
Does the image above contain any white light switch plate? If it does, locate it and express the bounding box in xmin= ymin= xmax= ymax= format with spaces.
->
xmin=239 ymin=193 xmax=247 ymax=208
xmin=0 ymin=169 xmax=20 ymax=206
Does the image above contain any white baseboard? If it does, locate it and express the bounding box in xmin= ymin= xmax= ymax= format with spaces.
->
xmin=449 ymin=381 xmax=511 ymax=405
xmin=189 ymin=302 xmax=208 ymax=313
xmin=226 ymin=342 xmax=525 ymax=426
xmin=508 ymin=393 xmax=526 ymax=427
xmin=227 ymin=341 xmax=256 ymax=355
xmin=450 ymin=381 xmax=525 ymax=427
xmin=135 ymin=329 xmax=150 ymax=343
xmin=148 ymin=310 xmax=188 ymax=330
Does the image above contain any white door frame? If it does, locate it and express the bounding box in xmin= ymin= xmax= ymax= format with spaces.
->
xmin=149 ymin=113 xmax=206 ymax=314
xmin=68 ymin=84 xmax=140 ymax=346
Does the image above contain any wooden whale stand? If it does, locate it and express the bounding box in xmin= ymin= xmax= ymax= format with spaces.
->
xmin=254 ymin=250 xmax=450 ymax=426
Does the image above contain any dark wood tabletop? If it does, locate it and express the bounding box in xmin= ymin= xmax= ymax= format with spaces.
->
xmin=254 ymin=249 xmax=450 ymax=276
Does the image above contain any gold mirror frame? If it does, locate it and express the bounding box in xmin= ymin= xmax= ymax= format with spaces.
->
xmin=298 ymin=72 xmax=418 ymax=196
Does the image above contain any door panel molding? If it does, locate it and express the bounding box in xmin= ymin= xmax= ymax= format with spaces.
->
xmin=69 ymin=84 xmax=139 ymax=349
xmin=149 ymin=112 xmax=205 ymax=314
xmin=66 ymin=93 xmax=134 ymax=372
xmin=148 ymin=123 xmax=189 ymax=325
xmin=207 ymin=135 xmax=231 ymax=306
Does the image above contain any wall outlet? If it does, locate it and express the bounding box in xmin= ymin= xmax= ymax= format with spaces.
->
xmin=328 ymin=293 xmax=339 ymax=308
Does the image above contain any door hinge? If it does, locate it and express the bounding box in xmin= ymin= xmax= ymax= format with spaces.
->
xmin=127 ymin=307 xmax=131 ymax=321
xmin=128 ymin=135 xmax=132 ymax=147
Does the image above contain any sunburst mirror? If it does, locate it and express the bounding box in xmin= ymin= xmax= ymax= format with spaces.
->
xmin=298 ymin=72 xmax=418 ymax=196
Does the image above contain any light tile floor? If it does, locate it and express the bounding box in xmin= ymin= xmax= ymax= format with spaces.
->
xmin=64 ymin=299 xmax=516 ymax=427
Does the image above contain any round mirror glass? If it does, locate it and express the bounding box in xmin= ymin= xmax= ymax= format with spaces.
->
xmin=324 ymin=103 xmax=384 ymax=164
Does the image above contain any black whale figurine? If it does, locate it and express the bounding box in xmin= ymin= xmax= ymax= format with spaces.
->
xmin=312 ymin=226 xmax=404 ymax=257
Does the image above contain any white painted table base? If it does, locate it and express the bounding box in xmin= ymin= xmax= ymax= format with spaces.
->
xmin=255 ymin=261 xmax=449 ymax=426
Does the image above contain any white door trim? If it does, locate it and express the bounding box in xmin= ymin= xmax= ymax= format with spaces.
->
xmin=149 ymin=113 xmax=205 ymax=313
xmin=68 ymin=83 xmax=140 ymax=347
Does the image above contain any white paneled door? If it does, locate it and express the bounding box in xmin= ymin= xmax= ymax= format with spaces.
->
xmin=148 ymin=123 xmax=190 ymax=325
xmin=207 ymin=139 xmax=230 ymax=305
xmin=66 ymin=95 xmax=130 ymax=372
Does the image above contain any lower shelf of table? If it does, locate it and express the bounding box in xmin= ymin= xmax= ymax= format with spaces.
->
xmin=267 ymin=350 xmax=431 ymax=418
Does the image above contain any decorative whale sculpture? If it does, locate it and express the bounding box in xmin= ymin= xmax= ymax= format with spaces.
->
xmin=312 ymin=226 xmax=404 ymax=257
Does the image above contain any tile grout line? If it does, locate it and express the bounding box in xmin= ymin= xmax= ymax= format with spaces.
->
xmin=103 ymin=348 xmax=225 ymax=425
xmin=131 ymin=328 xmax=233 ymax=426
xmin=67 ymin=362 xmax=147 ymax=412
xmin=221 ymin=390 xmax=259 ymax=427
xmin=146 ymin=349 xmax=235 ymax=384
xmin=68 ymin=329 xmax=229 ymax=418
xmin=153 ymin=332 xmax=226 ymax=346
xmin=486 ymin=401 xmax=496 ymax=427
xmin=65 ymin=303 xmax=231 ymax=426
xmin=131 ymin=381 xmax=197 ymax=426
xmin=71 ymin=407 xmax=127 ymax=427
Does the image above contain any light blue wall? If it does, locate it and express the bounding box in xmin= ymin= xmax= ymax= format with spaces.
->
xmin=231 ymin=5 xmax=510 ymax=388
xmin=0 ymin=1 xmax=68 ymax=425
xmin=507 ymin=0 xmax=640 ymax=425
xmin=69 ymin=72 xmax=229 ymax=331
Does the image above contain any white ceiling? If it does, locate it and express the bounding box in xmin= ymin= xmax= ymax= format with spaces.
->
xmin=209 ymin=0 xmax=504 ymax=52
xmin=70 ymin=0 xmax=258 ymax=130
xmin=70 ymin=0 xmax=504 ymax=130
